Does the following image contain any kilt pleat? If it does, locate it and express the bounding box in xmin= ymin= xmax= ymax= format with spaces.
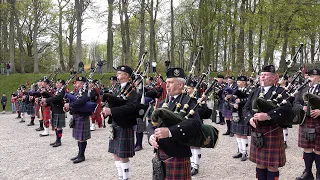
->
xmin=19 ymin=102 xmax=26 ymax=112
xmin=108 ymin=126 xmax=135 ymax=158
xmin=72 ymin=115 xmax=91 ymax=141
xmin=249 ymin=125 xmax=286 ymax=168
xmin=51 ymin=113 xmax=66 ymax=128
xmin=25 ymin=103 xmax=35 ymax=115
xmin=135 ymin=117 xmax=146 ymax=133
xmin=15 ymin=101 xmax=20 ymax=110
xmin=42 ymin=106 xmax=51 ymax=120
xmin=298 ymin=116 xmax=320 ymax=151
xmin=158 ymin=149 xmax=191 ymax=180
xmin=231 ymin=118 xmax=251 ymax=136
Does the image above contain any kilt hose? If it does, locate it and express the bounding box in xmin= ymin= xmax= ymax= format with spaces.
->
xmin=19 ymin=102 xmax=26 ymax=112
xmin=25 ymin=103 xmax=35 ymax=115
xmin=298 ymin=116 xmax=320 ymax=151
xmin=51 ymin=113 xmax=66 ymax=129
xmin=72 ymin=115 xmax=91 ymax=141
xmin=108 ymin=126 xmax=135 ymax=158
xmin=90 ymin=104 xmax=102 ymax=128
xmin=231 ymin=118 xmax=251 ymax=136
xmin=158 ymin=149 xmax=191 ymax=180
xmin=249 ymin=125 xmax=286 ymax=168
xmin=135 ymin=117 xmax=146 ymax=133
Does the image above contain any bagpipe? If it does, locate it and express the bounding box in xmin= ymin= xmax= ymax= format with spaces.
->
xmin=101 ymin=52 xmax=149 ymax=125
xmin=301 ymin=83 xmax=320 ymax=122
xmin=151 ymin=47 xmax=219 ymax=148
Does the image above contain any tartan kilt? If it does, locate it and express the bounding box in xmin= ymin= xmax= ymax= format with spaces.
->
xmin=249 ymin=125 xmax=286 ymax=168
xmin=41 ymin=106 xmax=51 ymax=121
xmin=108 ymin=126 xmax=135 ymax=158
xmin=90 ymin=104 xmax=102 ymax=127
xmin=35 ymin=103 xmax=40 ymax=118
xmin=25 ymin=103 xmax=35 ymax=115
xmin=51 ymin=113 xmax=66 ymax=128
xmin=135 ymin=117 xmax=146 ymax=133
xmin=298 ymin=116 xmax=320 ymax=151
xmin=158 ymin=149 xmax=191 ymax=180
xmin=19 ymin=102 xmax=26 ymax=112
xmin=231 ymin=118 xmax=251 ymax=136
xmin=72 ymin=115 xmax=91 ymax=141
xmin=222 ymin=106 xmax=232 ymax=118
xmin=15 ymin=101 xmax=20 ymax=111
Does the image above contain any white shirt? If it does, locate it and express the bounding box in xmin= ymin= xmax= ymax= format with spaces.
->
xmin=263 ymin=86 xmax=272 ymax=95
xmin=120 ymin=82 xmax=127 ymax=89
xmin=152 ymin=62 xmax=157 ymax=67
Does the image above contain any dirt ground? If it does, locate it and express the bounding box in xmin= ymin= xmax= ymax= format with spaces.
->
xmin=0 ymin=112 xmax=310 ymax=180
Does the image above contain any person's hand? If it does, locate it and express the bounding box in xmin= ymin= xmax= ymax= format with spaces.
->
xmin=149 ymin=134 xmax=159 ymax=149
xmin=233 ymin=104 xmax=239 ymax=109
xmin=303 ymin=106 xmax=308 ymax=112
xmin=311 ymin=109 xmax=320 ymax=119
xmin=254 ymin=113 xmax=269 ymax=121
xmin=102 ymin=107 xmax=112 ymax=116
xmin=250 ymin=118 xmax=257 ymax=128
xmin=63 ymin=103 xmax=70 ymax=112
xmin=154 ymin=127 xmax=170 ymax=139
xmin=235 ymin=98 xmax=240 ymax=104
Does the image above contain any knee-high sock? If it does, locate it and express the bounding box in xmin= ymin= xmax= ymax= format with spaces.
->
xmin=79 ymin=141 xmax=87 ymax=157
xmin=57 ymin=129 xmax=63 ymax=143
xmin=241 ymin=138 xmax=248 ymax=154
xmin=236 ymin=138 xmax=242 ymax=153
xmin=256 ymin=168 xmax=267 ymax=180
xmin=194 ymin=148 xmax=201 ymax=169
xmin=219 ymin=112 xmax=224 ymax=122
xmin=227 ymin=120 xmax=231 ymax=131
xmin=266 ymin=170 xmax=279 ymax=180
xmin=190 ymin=148 xmax=195 ymax=168
xmin=283 ymin=128 xmax=288 ymax=142
xmin=304 ymin=152 xmax=314 ymax=174
xmin=314 ymin=153 xmax=320 ymax=172
xmin=115 ymin=161 xmax=123 ymax=178
xmin=120 ymin=161 xmax=131 ymax=180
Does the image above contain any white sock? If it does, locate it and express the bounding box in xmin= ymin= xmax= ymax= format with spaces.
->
xmin=194 ymin=148 xmax=201 ymax=169
xmin=120 ymin=161 xmax=131 ymax=179
xmin=236 ymin=137 xmax=242 ymax=153
xmin=21 ymin=113 xmax=25 ymax=119
xmin=115 ymin=161 xmax=123 ymax=178
xmin=190 ymin=148 xmax=195 ymax=168
xmin=241 ymin=138 xmax=248 ymax=154
xmin=283 ymin=128 xmax=288 ymax=142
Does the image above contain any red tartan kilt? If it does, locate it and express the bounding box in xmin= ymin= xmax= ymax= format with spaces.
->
xmin=90 ymin=104 xmax=102 ymax=127
xmin=42 ymin=106 xmax=51 ymax=120
xmin=298 ymin=116 xmax=320 ymax=151
xmin=158 ymin=149 xmax=191 ymax=180
xmin=249 ymin=125 xmax=286 ymax=168
xmin=15 ymin=101 xmax=20 ymax=110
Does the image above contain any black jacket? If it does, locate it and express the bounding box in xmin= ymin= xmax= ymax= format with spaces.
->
xmin=46 ymin=89 xmax=65 ymax=114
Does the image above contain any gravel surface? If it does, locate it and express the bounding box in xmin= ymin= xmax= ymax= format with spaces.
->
xmin=0 ymin=112 xmax=309 ymax=180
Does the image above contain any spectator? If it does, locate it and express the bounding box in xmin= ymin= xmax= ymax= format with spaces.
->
xmin=97 ymin=60 xmax=103 ymax=74
xmin=90 ymin=61 xmax=95 ymax=73
xmin=6 ymin=62 xmax=11 ymax=75
xmin=11 ymin=93 xmax=16 ymax=113
xmin=1 ymin=93 xmax=7 ymax=114
xmin=70 ymin=65 xmax=77 ymax=75
xmin=0 ymin=61 xmax=5 ymax=75
xmin=151 ymin=61 xmax=157 ymax=73
xmin=78 ymin=61 xmax=84 ymax=73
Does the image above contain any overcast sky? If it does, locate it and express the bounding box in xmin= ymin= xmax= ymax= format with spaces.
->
xmin=81 ymin=0 xmax=180 ymax=44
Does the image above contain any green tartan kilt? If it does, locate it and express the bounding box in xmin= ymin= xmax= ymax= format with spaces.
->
xmin=19 ymin=102 xmax=26 ymax=112
xmin=51 ymin=113 xmax=66 ymax=128
xmin=108 ymin=126 xmax=135 ymax=158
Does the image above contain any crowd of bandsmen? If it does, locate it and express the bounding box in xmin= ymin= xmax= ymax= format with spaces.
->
xmin=9 ymin=64 xmax=320 ymax=180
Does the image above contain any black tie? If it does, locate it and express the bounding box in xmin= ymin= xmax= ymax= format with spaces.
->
xmin=169 ymin=96 xmax=175 ymax=106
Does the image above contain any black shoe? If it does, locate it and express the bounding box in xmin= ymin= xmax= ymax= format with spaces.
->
xmin=50 ymin=141 xmax=57 ymax=146
xmin=70 ymin=155 xmax=79 ymax=161
xmin=296 ymin=170 xmax=314 ymax=180
xmin=134 ymin=146 xmax=143 ymax=152
xmin=284 ymin=142 xmax=288 ymax=149
xmin=220 ymin=122 xmax=225 ymax=125
xmin=241 ymin=153 xmax=248 ymax=161
xmin=191 ymin=168 xmax=199 ymax=176
xmin=232 ymin=152 xmax=242 ymax=158
xmin=52 ymin=142 xmax=61 ymax=147
xmin=19 ymin=119 xmax=25 ymax=123
xmin=73 ymin=156 xmax=85 ymax=164
xmin=35 ymin=127 xmax=44 ymax=131
xmin=222 ymin=131 xmax=230 ymax=135
xmin=27 ymin=122 xmax=35 ymax=126
xmin=15 ymin=116 xmax=21 ymax=119
xmin=229 ymin=132 xmax=234 ymax=137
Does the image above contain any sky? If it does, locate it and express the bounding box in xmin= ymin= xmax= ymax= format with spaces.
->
xmin=81 ymin=0 xmax=180 ymax=44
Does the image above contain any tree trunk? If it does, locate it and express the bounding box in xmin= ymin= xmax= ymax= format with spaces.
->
xmin=9 ymin=0 xmax=15 ymax=72
xmin=14 ymin=2 xmax=25 ymax=73
xmin=1 ymin=0 xmax=9 ymax=63
xmin=119 ymin=1 xmax=126 ymax=65
xmin=170 ymin=0 xmax=174 ymax=67
xmin=67 ymin=4 xmax=76 ymax=70
xmin=310 ymin=32 xmax=315 ymax=64
xmin=279 ymin=23 xmax=289 ymax=72
xmin=58 ymin=0 xmax=66 ymax=71
xmin=33 ymin=0 xmax=39 ymax=73
xmin=236 ymin=0 xmax=245 ymax=72
xmin=75 ymin=0 xmax=83 ymax=69
xmin=123 ymin=0 xmax=130 ymax=65
xmin=230 ymin=0 xmax=237 ymax=71
xmin=107 ymin=0 xmax=114 ymax=71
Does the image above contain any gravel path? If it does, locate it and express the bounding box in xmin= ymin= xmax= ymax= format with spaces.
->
xmin=0 ymin=112 xmax=309 ymax=180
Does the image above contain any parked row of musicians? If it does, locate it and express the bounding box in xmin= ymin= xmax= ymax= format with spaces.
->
xmin=9 ymin=64 xmax=320 ymax=180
